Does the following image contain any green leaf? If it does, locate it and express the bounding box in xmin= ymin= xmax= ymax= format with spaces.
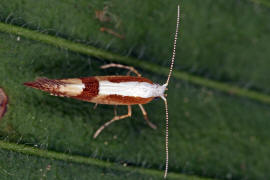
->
xmin=0 ymin=0 xmax=270 ymax=179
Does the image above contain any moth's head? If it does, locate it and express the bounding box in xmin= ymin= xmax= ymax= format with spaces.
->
xmin=158 ymin=83 xmax=168 ymax=101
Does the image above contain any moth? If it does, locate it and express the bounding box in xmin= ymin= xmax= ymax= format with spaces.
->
xmin=24 ymin=5 xmax=180 ymax=178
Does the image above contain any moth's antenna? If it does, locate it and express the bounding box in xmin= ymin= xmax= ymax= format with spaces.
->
xmin=161 ymin=96 xmax=169 ymax=179
xmin=163 ymin=5 xmax=180 ymax=179
xmin=165 ymin=5 xmax=180 ymax=87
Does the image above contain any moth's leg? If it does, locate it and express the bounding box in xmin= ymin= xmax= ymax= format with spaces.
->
xmin=100 ymin=63 xmax=141 ymax=77
xmin=126 ymin=71 xmax=131 ymax=76
xmin=114 ymin=105 xmax=118 ymax=116
xmin=93 ymin=103 xmax=98 ymax=110
xmin=93 ymin=105 xmax=132 ymax=138
xmin=138 ymin=104 xmax=157 ymax=129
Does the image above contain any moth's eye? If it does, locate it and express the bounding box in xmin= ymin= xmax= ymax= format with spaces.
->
xmin=154 ymin=97 xmax=159 ymax=101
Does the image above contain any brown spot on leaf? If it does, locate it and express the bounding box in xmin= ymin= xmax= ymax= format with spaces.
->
xmin=0 ymin=88 xmax=8 ymax=120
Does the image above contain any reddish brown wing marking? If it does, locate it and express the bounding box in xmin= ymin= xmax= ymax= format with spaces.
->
xmin=90 ymin=94 xmax=153 ymax=105
xmin=105 ymin=95 xmax=153 ymax=105
xmin=95 ymin=76 xmax=153 ymax=84
xmin=71 ymin=77 xmax=99 ymax=101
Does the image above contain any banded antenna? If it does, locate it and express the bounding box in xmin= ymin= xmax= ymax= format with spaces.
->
xmin=162 ymin=5 xmax=180 ymax=179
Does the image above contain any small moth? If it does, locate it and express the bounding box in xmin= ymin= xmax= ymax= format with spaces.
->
xmin=24 ymin=6 xmax=180 ymax=178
